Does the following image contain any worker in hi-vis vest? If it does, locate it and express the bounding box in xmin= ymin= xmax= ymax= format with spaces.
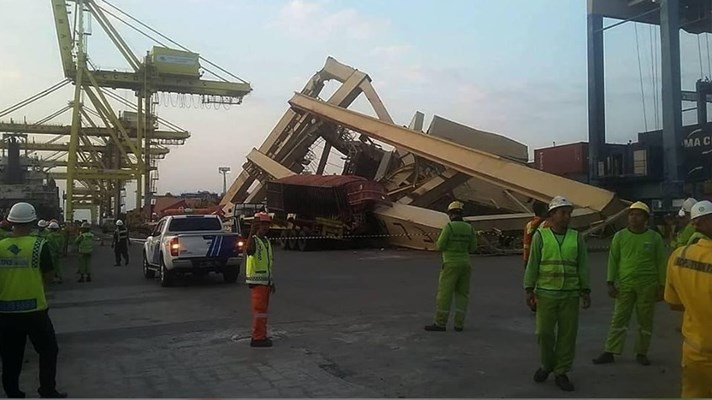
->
xmin=245 ymin=212 xmax=276 ymax=348
xmin=686 ymin=201 xmax=712 ymax=245
xmin=0 ymin=202 xmax=67 ymax=398
xmin=592 ymin=201 xmax=667 ymax=367
xmin=524 ymin=195 xmax=591 ymax=392
xmin=46 ymin=222 xmax=64 ymax=284
xmin=664 ymin=199 xmax=712 ymax=398
xmin=75 ymin=223 xmax=94 ymax=283
xmin=424 ymin=200 xmax=477 ymax=332
xmin=672 ymin=198 xmax=698 ymax=249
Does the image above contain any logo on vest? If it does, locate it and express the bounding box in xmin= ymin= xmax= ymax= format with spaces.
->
xmin=7 ymin=244 xmax=21 ymax=255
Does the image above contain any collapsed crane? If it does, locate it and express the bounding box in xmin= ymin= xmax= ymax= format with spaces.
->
xmin=221 ymin=57 xmax=628 ymax=251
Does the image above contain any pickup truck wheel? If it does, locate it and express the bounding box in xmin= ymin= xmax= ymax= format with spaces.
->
xmin=223 ymin=265 xmax=239 ymax=283
xmin=159 ymin=257 xmax=174 ymax=287
xmin=279 ymin=230 xmax=290 ymax=250
xmin=287 ymin=230 xmax=298 ymax=251
xmin=297 ymin=230 xmax=310 ymax=252
xmin=143 ymin=253 xmax=156 ymax=279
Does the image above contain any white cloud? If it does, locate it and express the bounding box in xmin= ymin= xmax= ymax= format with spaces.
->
xmin=268 ymin=0 xmax=389 ymax=41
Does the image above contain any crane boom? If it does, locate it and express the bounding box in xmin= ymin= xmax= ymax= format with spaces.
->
xmin=50 ymin=0 xmax=75 ymax=79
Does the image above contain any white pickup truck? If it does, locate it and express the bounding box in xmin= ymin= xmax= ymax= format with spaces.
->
xmin=142 ymin=214 xmax=244 ymax=287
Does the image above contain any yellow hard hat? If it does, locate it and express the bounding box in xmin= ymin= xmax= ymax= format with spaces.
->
xmin=629 ymin=201 xmax=651 ymax=215
xmin=448 ymin=201 xmax=464 ymax=211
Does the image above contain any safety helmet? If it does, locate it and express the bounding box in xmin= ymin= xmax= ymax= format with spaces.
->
xmin=679 ymin=197 xmax=698 ymax=217
xmin=49 ymin=219 xmax=58 ymax=224
xmin=690 ymin=200 xmax=712 ymax=220
xmin=48 ymin=222 xmax=60 ymax=230
xmin=7 ymin=202 xmax=37 ymax=224
xmin=447 ymin=201 xmax=464 ymax=211
xmin=37 ymin=219 xmax=49 ymax=228
xmin=629 ymin=201 xmax=651 ymax=215
xmin=115 ymin=219 xmax=124 ymax=226
xmin=548 ymin=196 xmax=574 ymax=213
xmin=256 ymin=212 xmax=272 ymax=222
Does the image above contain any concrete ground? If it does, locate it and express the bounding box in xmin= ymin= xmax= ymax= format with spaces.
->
xmin=14 ymin=242 xmax=683 ymax=398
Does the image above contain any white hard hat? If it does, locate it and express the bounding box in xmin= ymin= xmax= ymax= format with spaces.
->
xmin=7 ymin=202 xmax=38 ymax=224
xmin=37 ymin=219 xmax=49 ymax=228
xmin=680 ymin=198 xmax=698 ymax=216
xmin=690 ymin=200 xmax=712 ymax=220
xmin=115 ymin=219 xmax=124 ymax=226
xmin=48 ymin=222 xmax=60 ymax=229
xmin=548 ymin=195 xmax=574 ymax=213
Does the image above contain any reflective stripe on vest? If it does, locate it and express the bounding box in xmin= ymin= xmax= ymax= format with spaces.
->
xmin=536 ymin=227 xmax=580 ymax=291
xmin=0 ymin=236 xmax=48 ymax=313
xmin=116 ymin=228 xmax=128 ymax=240
xmin=246 ymin=237 xmax=273 ymax=285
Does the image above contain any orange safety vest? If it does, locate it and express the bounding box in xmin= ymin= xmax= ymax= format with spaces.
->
xmin=523 ymin=217 xmax=548 ymax=263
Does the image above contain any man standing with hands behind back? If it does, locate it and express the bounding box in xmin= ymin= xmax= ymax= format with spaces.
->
xmin=592 ymin=201 xmax=667 ymax=366
xmin=524 ymin=195 xmax=591 ymax=392
xmin=245 ymin=212 xmax=276 ymax=348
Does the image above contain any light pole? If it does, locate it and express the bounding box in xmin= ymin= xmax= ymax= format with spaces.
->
xmin=218 ymin=167 xmax=231 ymax=196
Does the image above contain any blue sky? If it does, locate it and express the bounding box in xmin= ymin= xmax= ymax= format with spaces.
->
xmin=1 ymin=0 xmax=711 ymax=214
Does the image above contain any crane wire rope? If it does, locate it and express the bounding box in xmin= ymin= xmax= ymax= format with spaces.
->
xmin=699 ymin=35 xmax=705 ymax=79
xmin=707 ymin=33 xmax=712 ymax=77
xmin=635 ymin=23 xmax=649 ymax=133
xmin=98 ymin=1 xmax=248 ymax=85
xmin=649 ymin=25 xmax=660 ymax=130
xmin=0 ymin=80 xmax=71 ymax=118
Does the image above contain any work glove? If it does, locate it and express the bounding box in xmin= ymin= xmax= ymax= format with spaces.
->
xmin=581 ymin=292 xmax=592 ymax=309
xmin=607 ymin=282 xmax=618 ymax=299
xmin=270 ymin=283 xmax=276 ymax=294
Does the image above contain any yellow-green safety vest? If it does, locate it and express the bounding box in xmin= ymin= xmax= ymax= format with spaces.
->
xmin=245 ymin=236 xmax=273 ymax=285
xmin=536 ymin=227 xmax=581 ymax=292
xmin=687 ymin=231 xmax=710 ymax=245
xmin=0 ymin=236 xmax=48 ymax=313
xmin=76 ymin=232 xmax=95 ymax=254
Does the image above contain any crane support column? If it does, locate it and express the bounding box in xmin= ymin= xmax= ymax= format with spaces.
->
xmin=144 ymin=92 xmax=152 ymax=208
xmin=660 ymin=0 xmax=683 ymax=198
xmin=136 ymin=94 xmax=143 ymax=211
xmin=587 ymin=9 xmax=605 ymax=183
xmin=65 ymin=0 xmax=85 ymax=221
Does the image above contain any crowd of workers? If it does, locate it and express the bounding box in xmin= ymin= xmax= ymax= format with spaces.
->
xmin=1 ymin=195 xmax=710 ymax=397
xmin=0 ymin=202 xmax=133 ymax=398
xmin=420 ymin=196 xmax=711 ymax=397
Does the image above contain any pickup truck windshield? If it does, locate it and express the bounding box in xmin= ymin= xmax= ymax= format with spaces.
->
xmin=167 ymin=217 xmax=222 ymax=232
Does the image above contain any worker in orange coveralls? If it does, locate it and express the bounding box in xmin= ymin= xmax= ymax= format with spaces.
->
xmin=524 ymin=201 xmax=550 ymax=268
xmin=244 ymin=212 xmax=275 ymax=348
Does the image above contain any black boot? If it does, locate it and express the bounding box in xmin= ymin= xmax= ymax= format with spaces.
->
xmin=636 ymin=354 xmax=651 ymax=366
xmin=250 ymin=338 xmax=273 ymax=348
xmin=423 ymin=324 xmax=446 ymax=332
xmin=555 ymin=374 xmax=575 ymax=391
xmin=77 ymin=275 xmax=85 ymax=283
xmin=6 ymin=390 xmax=26 ymax=398
xmin=38 ymin=389 xmax=67 ymax=398
xmin=86 ymin=274 xmax=92 ymax=282
xmin=533 ymin=368 xmax=550 ymax=383
xmin=592 ymin=351 xmax=615 ymax=364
